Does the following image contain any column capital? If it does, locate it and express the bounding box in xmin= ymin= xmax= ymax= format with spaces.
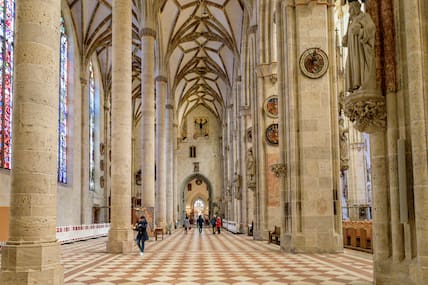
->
xmin=344 ymin=90 xmax=386 ymax=133
xmin=165 ymin=104 xmax=174 ymax=110
xmin=140 ymin=27 xmax=157 ymax=39
xmin=155 ymin=75 xmax=168 ymax=83
xmin=80 ymin=77 xmax=88 ymax=85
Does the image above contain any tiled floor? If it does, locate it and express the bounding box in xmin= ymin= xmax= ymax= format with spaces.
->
xmin=4 ymin=227 xmax=374 ymax=284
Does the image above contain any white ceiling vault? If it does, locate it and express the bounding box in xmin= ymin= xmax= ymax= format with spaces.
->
xmin=66 ymin=0 xmax=245 ymax=126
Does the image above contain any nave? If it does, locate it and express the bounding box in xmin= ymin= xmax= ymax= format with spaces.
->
xmin=43 ymin=229 xmax=371 ymax=285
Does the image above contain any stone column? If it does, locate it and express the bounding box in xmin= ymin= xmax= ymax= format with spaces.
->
xmin=79 ymin=72 xmax=91 ymax=224
xmin=106 ymin=0 xmax=134 ymax=253
xmin=173 ymin=123 xmax=178 ymax=224
xmin=401 ymin=0 xmax=428 ymax=283
xmin=0 ymin=0 xmax=64 ymax=283
xmin=166 ymin=103 xmax=174 ymax=226
xmin=140 ymin=28 xmax=156 ymax=216
xmin=277 ymin=0 xmax=342 ymax=252
xmin=253 ymin=65 xmax=268 ymax=240
xmin=155 ymin=76 xmax=167 ymax=227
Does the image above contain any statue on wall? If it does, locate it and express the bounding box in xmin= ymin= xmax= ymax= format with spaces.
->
xmin=339 ymin=117 xmax=349 ymax=171
xmin=246 ymin=148 xmax=256 ymax=186
xmin=342 ymin=0 xmax=376 ymax=93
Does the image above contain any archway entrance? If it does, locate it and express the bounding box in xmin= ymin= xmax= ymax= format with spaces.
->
xmin=181 ymin=174 xmax=212 ymax=225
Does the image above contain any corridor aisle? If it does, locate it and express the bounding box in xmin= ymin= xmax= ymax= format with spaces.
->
xmin=52 ymin=228 xmax=372 ymax=284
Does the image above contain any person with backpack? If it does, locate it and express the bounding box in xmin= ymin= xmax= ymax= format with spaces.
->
xmin=133 ymin=216 xmax=149 ymax=256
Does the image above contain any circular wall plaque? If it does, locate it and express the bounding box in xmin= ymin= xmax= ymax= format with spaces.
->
xmin=264 ymin=96 xmax=279 ymax=118
xmin=265 ymin=124 xmax=279 ymax=145
xmin=299 ymin=48 xmax=329 ymax=79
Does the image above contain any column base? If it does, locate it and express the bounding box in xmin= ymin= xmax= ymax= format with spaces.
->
xmin=374 ymin=257 xmax=427 ymax=285
xmin=0 ymin=241 xmax=64 ymax=285
xmin=107 ymin=228 xmax=135 ymax=253
xmin=281 ymin=233 xmax=343 ymax=253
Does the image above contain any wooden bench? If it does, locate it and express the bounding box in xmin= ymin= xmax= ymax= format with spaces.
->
xmin=342 ymin=221 xmax=372 ymax=253
xmin=154 ymin=228 xmax=164 ymax=240
xmin=268 ymin=226 xmax=280 ymax=245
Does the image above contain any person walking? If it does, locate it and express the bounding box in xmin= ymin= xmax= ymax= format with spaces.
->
xmin=216 ymin=216 xmax=222 ymax=234
xmin=210 ymin=215 xmax=216 ymax=234
xmin=183 ymin=215 xmax=190 ymax=234
xmin=134 ymin=216 xmax=149 ymax=256
xmin=197 ymin=215 xmax=204 ymax=234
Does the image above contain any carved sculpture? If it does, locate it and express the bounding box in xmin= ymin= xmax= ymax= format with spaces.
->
xmin=343 ymin=0 xmax=376 ymax=92
xmin=246 ymin=148 xmax=256 ymax=188
xmin=339 ymin=118 xmax=349 ymax=171
xmin=342 ymin=0 xmax=386 ymax=133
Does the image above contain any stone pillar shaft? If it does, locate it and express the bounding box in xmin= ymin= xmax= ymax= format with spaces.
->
xmin=80 ymin=72 xmax=91 ymax=224
xmin=166 ymin=104 xmax=174 ymax=226
xmin=254 ymin=70 xmax=268 ymax=240
xmin=141 ymin=32 xmax=156 ymax=209
xmin=107 ymin=0 xmax=134 ymax=253
xmin=0 ymin=0 xmax=64 ymax=283
xmin=155 ymin=77 xmax=167 ymax=227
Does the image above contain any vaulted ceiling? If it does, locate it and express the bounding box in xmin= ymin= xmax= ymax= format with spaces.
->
xmin=66 ymin=0 xmax=245 ymax=126
xmin=159 ymin=0 xmax=244 ymax=124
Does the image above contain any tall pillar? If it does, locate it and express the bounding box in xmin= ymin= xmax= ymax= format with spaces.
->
xmin=0 ymin=0 xmax=64 ymax=283
xmin=106 ymin=0 xmax=134 ymax=253
xmin=140 ymin=28 xmax=156 ymax=218
xmin=155 ymin=76 xmax=167 ymax=227
xmin=277 ymin=0 xmax=342 ymax=252
xmin=79 ymin=72 xmax=91 ymax=224
xmin=173 ymin=123 xmax=178 ymax=224
xmin=253 ymin=65 xmax=268 ymax=240
xmin=166 ymin=103 xmax=174 ymax=226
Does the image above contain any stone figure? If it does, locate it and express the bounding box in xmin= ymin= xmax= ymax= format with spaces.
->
xmin=246 ymin=148 xmax=256 ymax=184
xmin=342 ymin=0 xmax=376 ymax=92
xmin=339 ymin=118 xmax=349 ymax=171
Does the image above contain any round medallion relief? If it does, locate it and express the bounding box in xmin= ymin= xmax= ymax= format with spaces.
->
xmin=299 ymin=48 xmax=329 ymax=79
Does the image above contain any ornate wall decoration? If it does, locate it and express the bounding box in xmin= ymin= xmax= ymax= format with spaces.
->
xmin=264 ymin=96 xmax=279 ymax=118
xmin=270 ymin=163 xmax=287 ymax=177
xmin=193 ymin=117 xmax=208 ymax=139
xmin=299 ymin=48 xmax=329 ymax=79
xmin=265 ymin=124 xmax=279 ymax=145
xmin=344 ymin=91 xmax=386 ymax=133
xmin=246 ymin=127 xmax=252 ymax=142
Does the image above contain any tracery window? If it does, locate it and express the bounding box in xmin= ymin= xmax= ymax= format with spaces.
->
xmin=58 ymin=16 xmax=68 ymax=183
xmin=0 ymin=0 xmax=15 ymax=169
xmin=89 ymin=62 xmax=95 ymax=191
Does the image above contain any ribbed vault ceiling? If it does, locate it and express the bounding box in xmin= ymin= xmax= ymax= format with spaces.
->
xmin=67 ymin=0 xmax=244 ymax=125
xmin=160 ymin=0 xmax=243 ymax=123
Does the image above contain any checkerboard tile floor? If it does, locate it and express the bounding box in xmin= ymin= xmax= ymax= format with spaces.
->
xmin=3 ymin=227 xmax=374 ymax=284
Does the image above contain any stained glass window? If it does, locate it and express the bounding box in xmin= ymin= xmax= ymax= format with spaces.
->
xmin=89 ymin=62 xmax=96 ymax=191
xmin=58 ymin=17 xmax=68 ymax=183
xmin=0 ymin=0 xmax=15 ymax=170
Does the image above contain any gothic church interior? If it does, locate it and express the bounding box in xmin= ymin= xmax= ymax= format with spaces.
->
xmin=0 ymin=0 xmax=427 ymax=284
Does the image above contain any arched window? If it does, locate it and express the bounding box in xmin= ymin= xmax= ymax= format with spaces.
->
xmin=89 ymin=62 xmax=96 ymax=191
xmin=0 ymin=0 xmax=15 ymax=170
xmin=58 ymin=16 xmax=68 ymax=183
xmin=194 ymin=199 xmax=205 ymax=215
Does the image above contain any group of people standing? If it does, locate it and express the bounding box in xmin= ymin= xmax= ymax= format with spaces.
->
xmin=182 ymin=214 xmax=222 ymax=234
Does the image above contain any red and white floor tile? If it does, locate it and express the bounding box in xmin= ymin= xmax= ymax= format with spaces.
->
xmin=4 ymin=227 xmax=374 ymax=284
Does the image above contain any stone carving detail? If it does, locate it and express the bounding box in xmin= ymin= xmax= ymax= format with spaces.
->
xmin=246 ymin=148 xmax=256 ymax=188
xmin=270 ymin=163 xmax=287 ymax=177
xmin=339 ymin=117 xmax=349 ymax=171
xmin=342 ymin=0 xmax=386 ymax=133
xmin=343 ymin=0 xmax=376 ymax=93
xmin=344 ymin=92 xmax=386 ymax=133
